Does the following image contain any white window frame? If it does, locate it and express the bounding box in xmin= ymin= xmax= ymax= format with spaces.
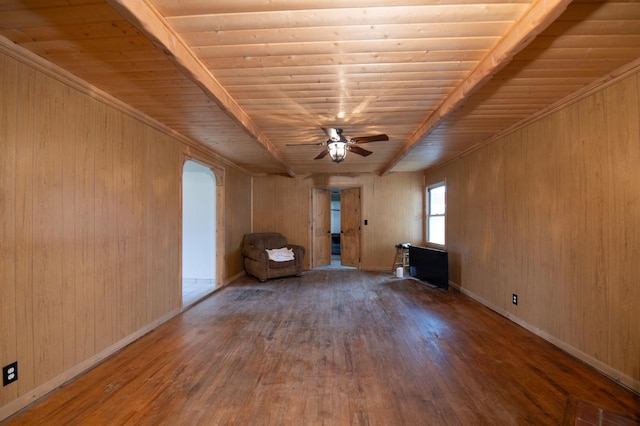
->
xmin=426 ymin=181 xmax=446 ymax=247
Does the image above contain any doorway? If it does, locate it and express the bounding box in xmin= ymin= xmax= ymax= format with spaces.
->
xmin=312 ymin=187 xmax=361 ymax=269
xmin=330 ymin=190 xmax=341 ymax=265
xmin=182 ymin=160 xmax=216 ymax=307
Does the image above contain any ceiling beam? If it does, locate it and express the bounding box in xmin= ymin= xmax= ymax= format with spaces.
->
xmin=379 ymin=0 xmax=574 ymax=176
xmin=106 ymin=0 xmax=296 ymax=177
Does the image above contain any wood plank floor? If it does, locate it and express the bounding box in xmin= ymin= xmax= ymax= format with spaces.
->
xmin=4 ymin=270 xmax=639 ymax=425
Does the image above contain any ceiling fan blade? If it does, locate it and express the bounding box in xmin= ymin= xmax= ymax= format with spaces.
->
xmin=314 ymin=149 xmax=330 ymax=160
xmin=349 ymin=145 xmax=373 ymax=157
xmin=285 ymin=141 xmax=324 ymax=146
xmin=350 ymin=134 xmax=389 ymax=144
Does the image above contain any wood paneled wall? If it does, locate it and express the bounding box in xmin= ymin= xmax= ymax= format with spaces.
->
xmin=425 ymin=70 xmax=640 ymax=392
xmin=0 ymin=50 xmax=177 ymax=409
xmin=0 ymin=47 xmax=254 ymax=417
xmin=252 ymin=173 xmax=424 ymax=271
xmin=224 ymin=166 xmax=253 ymax=280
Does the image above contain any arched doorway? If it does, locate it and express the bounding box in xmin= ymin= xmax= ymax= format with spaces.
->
xmin=182 ymin=160 xmax=216 ymax=307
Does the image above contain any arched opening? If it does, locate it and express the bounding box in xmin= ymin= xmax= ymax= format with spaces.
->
xmin=182 ymin=160 xmax=216 ymax=307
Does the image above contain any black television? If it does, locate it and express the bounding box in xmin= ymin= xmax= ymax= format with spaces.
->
xmin=409 ymin=245 xmax=449 ymax=290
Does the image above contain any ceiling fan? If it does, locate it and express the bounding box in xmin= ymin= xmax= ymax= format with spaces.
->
xmin=287 ymin=128 xmax=389 ymax=163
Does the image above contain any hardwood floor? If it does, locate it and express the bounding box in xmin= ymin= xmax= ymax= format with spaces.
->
xmin=4 ymin=270 xmax=639 ymax=425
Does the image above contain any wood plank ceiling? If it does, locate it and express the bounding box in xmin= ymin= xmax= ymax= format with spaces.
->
xmin=1 ymin=1 xmax=639 ymax=176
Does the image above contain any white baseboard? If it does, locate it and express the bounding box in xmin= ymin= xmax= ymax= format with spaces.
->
xmin=454 ymin=282 xmax=640 ymax=395
xmin=0 ymin=309 xmax=180 ymax=422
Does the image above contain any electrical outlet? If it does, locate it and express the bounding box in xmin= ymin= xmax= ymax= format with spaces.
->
xmin=3 ymin=362 xmax=18 ymax=386
xmin=512 ymin=294 xmax=518 ymax=305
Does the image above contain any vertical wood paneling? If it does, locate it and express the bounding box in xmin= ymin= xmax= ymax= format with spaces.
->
xmin=604 ymin=74 xmax=640 ymax=381
xmin=0 ymin=53 xmax=18 ymax=405
xmin=72 ymin=94 xmax=97 ymax=363
xmin=62 ymin=85 xmax=78 ymax=370
xmin=146 ymin=131 xmax=181 ymax=319
xmin=159 ymin=133 xmax=181 ymax=316
xmin=502 ymin=128 xmax=525 ymax=319
xmin=224 ymin=166 xmax=252 ymax=279
xmin=364 ymin=173 xmax=424 ymax=267
xmin=145 ymin=128 xmax=159 ymax=321
xmin=115 ymin=115 xmax=134 ymax=339
xmin=252 ymin=173 xmax=424 ymax=271
xmin=131 ymin=119 xmax=148 ymax=327
xmin=32 ymin=73 xmax=66 ymax=384
xmin=1 ymin=46 xmax=246 ymax=418
xmin=544 ymin=107 xmax=577 ymax=340
xmin=427 ymin=69 xmax=640 ymax=389
xmin=94 ymin=105 xmax=119 ymax=352
xmin=140 ymin=126 xmax=154 ymax=324
xmin=14 ymin=65 xmax=37 ymax=394
xmin=131 ymin=124 xmax=147 ymax=329
xmin=518 ymin=117 xmax=558 ymax=330
xmin=252 ymin=175 xmax=310 ymax=249
xmin=574 ymin=90 xmax=609 ymax=359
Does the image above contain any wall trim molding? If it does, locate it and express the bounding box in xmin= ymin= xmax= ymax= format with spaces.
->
xmin=0 ymin=309 xmax=180 ymax=421
xmin=452 ymin=282 xmax=640 ymax=395
xmin=429 ymin=57 xmax=640 ymax=174
xmin=0 ymin=35 xmax=252 ymax=177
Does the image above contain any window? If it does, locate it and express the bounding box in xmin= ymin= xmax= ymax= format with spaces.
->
xmin=427 ymin=183 xmax=446 ymax=246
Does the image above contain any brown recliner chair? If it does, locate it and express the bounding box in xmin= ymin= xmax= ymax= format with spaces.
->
xmin=242 ymin=233 xmax=305 ymax=282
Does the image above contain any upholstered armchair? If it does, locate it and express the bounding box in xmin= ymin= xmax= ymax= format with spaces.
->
xmin=242 ymin=233 xmax=305 ymax=282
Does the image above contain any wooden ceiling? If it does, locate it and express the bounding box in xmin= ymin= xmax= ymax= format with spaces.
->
xmin=1 ymin=0 xmax=639 ymax=176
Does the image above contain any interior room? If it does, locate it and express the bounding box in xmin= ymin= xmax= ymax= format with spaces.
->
xmin=0 ymin=1 xmax=639 ymax=423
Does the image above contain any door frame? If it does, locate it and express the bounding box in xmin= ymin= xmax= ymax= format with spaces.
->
xmin=180 ymin=154 xmax=225 ymax=309
xmin=310 ymin=184 xmax=363 ymax=269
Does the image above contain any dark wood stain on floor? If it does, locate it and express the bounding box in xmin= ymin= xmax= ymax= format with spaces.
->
xmin=4 ymin=270 xmax=639 ymax=425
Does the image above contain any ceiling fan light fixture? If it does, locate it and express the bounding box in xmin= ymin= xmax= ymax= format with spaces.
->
xmin=328 ymin=141 xmax=347 ymax=163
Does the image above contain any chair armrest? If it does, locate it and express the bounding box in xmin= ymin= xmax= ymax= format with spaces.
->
xmin=286 ymin=244 xmax=305 ymax=259
xmin=242 ymin=246 xmax=267 ymax=262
